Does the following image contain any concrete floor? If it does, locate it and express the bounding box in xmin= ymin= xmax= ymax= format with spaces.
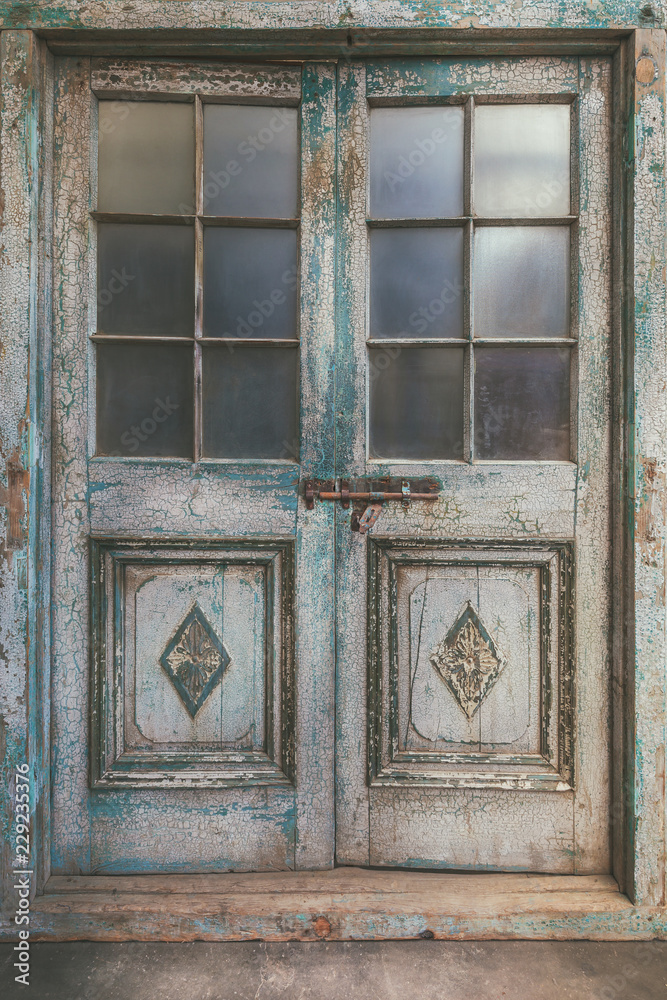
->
xmin=2 ymin=941 xmax=667 ymax=1000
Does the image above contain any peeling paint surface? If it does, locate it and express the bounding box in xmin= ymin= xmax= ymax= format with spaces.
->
xmin=46 ymin=55 xmax=338 ymax=878
xmin=630 ymin=30 xmax=667 ymax=907
xmin=0 ymin=29 xmax=50 ymax=919
xmin=0 ymin=1 xmax=666 ymax=33
xmin=1 ymin=19 xmax=667 ymax=937
xmin=334 ymin=54 xmax=612 ymax=874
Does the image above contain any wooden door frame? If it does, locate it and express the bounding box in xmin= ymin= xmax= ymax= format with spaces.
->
xmin=0 ymin=5 xmax=665 ymax=939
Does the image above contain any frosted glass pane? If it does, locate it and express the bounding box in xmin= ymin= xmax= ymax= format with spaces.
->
xmin=473 ymin=227 xmax=570 ymax=338
xmin=370 ymin=107 xmax=464 ymax=219
xmin=97 ymin=224 xmax=194 ymax=337
xmin=202 ymin=346 xmax=298 ymax=459
xmin=473 ymin=105 xmax=570 ymax=218
xmin=98 ymin=102 xmax=194 ymax=215
xmin=203 ymin=228 xmax=297 ymax=339
xmin=474 ymin=347 xmax=570 ymax=460
xmin=369 ymin=346 xmax=464 ymax=460
xmin=204 ymin=105 xmax=298 ymax=218
xmin=96 ymin=343 xmax=194 ymax=458
xmin=370 ymin=228 xmax=464 ymax=339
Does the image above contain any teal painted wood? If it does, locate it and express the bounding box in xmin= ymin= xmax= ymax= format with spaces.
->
xmin=626 ymin=29 xmax=667 ymax=908
xmin=0 ymin=29 xmax=52 ymax=924
xmin=365 ymin=56 xmax=580 ymax=96
xmin=47 ymin=56 xmax=337 ymax=875
xmin=1 ymin=24 xmax=666 ymax=935
xmin=334 ymin=53 xmax=613 ymax=873
xmin=334 ymin=60 xmax=370 ymax=864
xmin=0 ymin=1 xmax=664 ymax=34
xmin=294 ymin=62 xmax=337 ymax=868
xmin=21 ymin=871 xmax=667 ymax=940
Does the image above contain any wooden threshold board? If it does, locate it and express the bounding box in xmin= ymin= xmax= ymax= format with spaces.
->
xmin=20 ymin=869 xmax=667 ymax=941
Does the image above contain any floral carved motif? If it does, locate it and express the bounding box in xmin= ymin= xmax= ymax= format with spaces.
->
xmin=159 ymin=603 xmax=230 ymax=718
xmin=429 ymin=603 xmax=506 ymax=720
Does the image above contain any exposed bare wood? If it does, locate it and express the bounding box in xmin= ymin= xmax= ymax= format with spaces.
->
xmin=91 ymin=58 xmax=301 ymax=101
xmin=45 ymin=869 xmax=619 ymax=895
xmin=28 ymin=871 xmax=667 ymax=943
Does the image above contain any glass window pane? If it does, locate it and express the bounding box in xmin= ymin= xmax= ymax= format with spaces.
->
xmin=203 ymin=228 xmax=297 ymax=340
xmin=97 ymin=224 xmax=194 ymax=337
xmin=474 ymin=347 xmax=571 ymax=460
xmin=203 ymin=105 xmax=298 ymax=218
xmin=98 ymin=102 xmax=195 ymax=215
xmin=473 ymin=105 xmax=570 ymax=218
xmin=370 ymin=228 xmax=464 ymax=339
xmin=96 ymin=343 xmax=194 ymax=458
xmin=370 ymin=107 xmax=464 ymax=219
xmin=202 ymin=346 xmax=298 ymax=459
xmin=369 ymin=346 xmax=464 ymax=460
xmin=473 ymin=227 xmax=570 ymax=339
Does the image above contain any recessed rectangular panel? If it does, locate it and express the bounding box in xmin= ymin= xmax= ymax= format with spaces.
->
xmin=474 ymin=346 xmax=571 ymax=461
xmin=97 ymin=223 xmax=195 ymax=336
xmin=473 ymin=227 xmax=570 ymax=339
xmin=369 ymin=346 xmax=464 ymax=460
xmin=370 ymin=107 xmax=464 ymax=219
xmin=203 ymin=228 xmax=298 ymax=339
xmin=370 ymin=228 xmax=464 ymax=339
xmin=202 ymin=345 xmax=298 ymax=459
xmin=91 ymin=538 xmax=295 ymax=788
xmin=203 ymin=105 xmax=298 ymax=218
xmin=367 ymin=539 xmax=574 ymax=790
xmin=96 ymin=342 xmax=194 ymax=458
xmin=98 ymin=101 xmax=195 ymax=215
xmin=473 ymin=105 xmax=570 ymax=218
xmin=128 ymin=563 xmax=266 ymax=749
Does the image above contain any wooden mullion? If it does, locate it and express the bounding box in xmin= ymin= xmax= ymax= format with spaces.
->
xmin=201 ymin=216 xmax=300 ymax=229
xmin=90 ymin=212 xmax=194 ymax=225
xmin=194 ymin=95 xmax=204 ymax=463
xmin=466 ymin=96 xmax=474 ymax=463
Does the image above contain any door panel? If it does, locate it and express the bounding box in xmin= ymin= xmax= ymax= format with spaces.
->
xmin=51 ymin=57 xmax=336 ymax=873
xmin=335 ymin=57 xmax=611 ymax=871
xmin=51 ymin=52 xmax=613 ymax=877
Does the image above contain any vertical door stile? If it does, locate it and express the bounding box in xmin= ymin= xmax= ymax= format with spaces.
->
xmin=294 ymin=62 xmax=337 ymax=868
xmin=335 ymin=60 xmax=371 ymax=865
xmin=49 ymin=56 xmax=342 ymax=876
xmin=573 ymin=55 xmax=613 ymax=872
xmin=51 ymin=55 xmax=94 ymax=874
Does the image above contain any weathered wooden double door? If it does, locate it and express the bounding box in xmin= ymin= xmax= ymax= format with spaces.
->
xmin=51 ymin=54 xmax=612 ymax=875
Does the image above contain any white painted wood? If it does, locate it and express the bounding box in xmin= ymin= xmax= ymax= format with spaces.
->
xmin=49 ymin=57 xmax=337 ymax=873
xmin=336 ymin=55 xmax=613 ymax=872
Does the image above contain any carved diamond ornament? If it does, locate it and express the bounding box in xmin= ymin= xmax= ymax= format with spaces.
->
xmin=159 ymin=603 xmax=230 ymax=718
xmin=429 ymin=603 xmax=506 ymax=720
